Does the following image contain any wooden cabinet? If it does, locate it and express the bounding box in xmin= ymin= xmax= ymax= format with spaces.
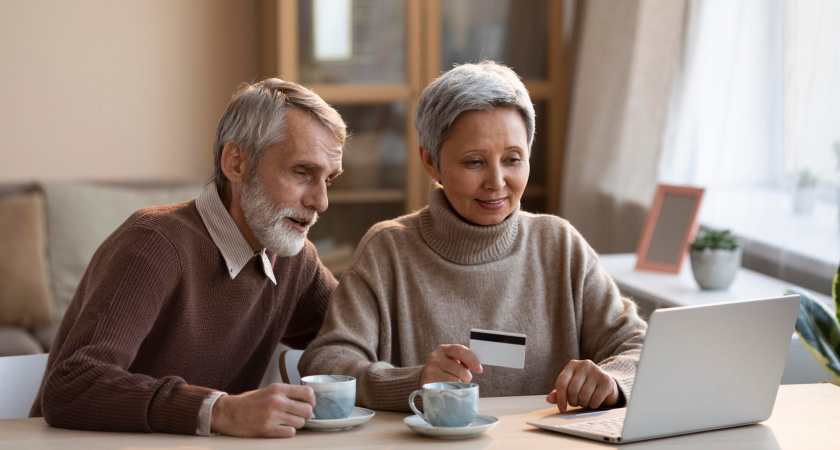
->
xmin=260 ymin=0 xmax=567 ymax=273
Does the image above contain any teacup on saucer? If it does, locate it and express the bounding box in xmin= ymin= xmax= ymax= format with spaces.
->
xmin=408 ymin=382 xmax=478 ymax=427
xmin=301 ymin=375 xmax=356 ymax=420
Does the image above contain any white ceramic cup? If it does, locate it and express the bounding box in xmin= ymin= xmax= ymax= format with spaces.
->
xmin=408 ymin=382 xmax=479 ymax=427
xmin=301 ymin=375 xmax=356 ymax=420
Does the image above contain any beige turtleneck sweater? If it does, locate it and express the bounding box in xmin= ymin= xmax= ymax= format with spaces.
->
xmin=299 ymin=184 xmax=647 ymax=411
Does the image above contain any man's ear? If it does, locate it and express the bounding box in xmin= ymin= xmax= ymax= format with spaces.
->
xmin=221 ymin=141 xmax=249 ymax=183
xmin=419 ymin=147 xmax=440 ymax=182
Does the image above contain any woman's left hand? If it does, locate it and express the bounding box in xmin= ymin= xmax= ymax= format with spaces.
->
xmin=546 ymin=359 xmax=620 ymax=413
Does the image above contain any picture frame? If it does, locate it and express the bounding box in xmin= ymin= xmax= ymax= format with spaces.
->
xmin=635 ymin=184 xmax=705 ymax=273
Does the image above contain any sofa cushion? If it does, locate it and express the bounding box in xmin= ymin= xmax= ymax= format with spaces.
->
xmin=41 ymin=182 xmax=204 ymax=318
xmin=32 ymin=322 xmax=60 ymax=352
xmin=0 ymin=193 xmax=55 ymax=328
xmin=0 ymin=325 xmax=45 ymax=355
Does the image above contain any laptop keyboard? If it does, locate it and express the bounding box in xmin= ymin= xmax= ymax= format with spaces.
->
xmin=559 ymin=416 xmax=624 ymax=438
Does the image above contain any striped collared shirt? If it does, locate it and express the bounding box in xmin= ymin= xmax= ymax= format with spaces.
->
xmin=195 ymin=183 xmax=277 ymax=285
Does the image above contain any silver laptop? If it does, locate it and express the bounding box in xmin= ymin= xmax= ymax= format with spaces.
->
xmin=527 ymin=295 xmax=800 ymax=444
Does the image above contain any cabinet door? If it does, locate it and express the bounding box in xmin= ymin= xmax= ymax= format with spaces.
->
xmin=429 ymin=0 xmax=565 ymax=214
xmin=262 ymin=0 xmax=423 ymax=273
xmin=262 ymin=0 xmax=565 ymax=273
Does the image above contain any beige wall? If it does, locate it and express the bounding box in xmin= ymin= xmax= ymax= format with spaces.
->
xmin=0 ymin=0 xmax=260 ymax=183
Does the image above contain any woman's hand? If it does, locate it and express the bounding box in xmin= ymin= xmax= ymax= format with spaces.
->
xmin=546 ymin=359 xmax=620 ymax=413
xmin=420 ymin=344 xmax=483 ymax=385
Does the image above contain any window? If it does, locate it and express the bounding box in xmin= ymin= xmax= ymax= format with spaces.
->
xmin=659 ymin=0 xmax=840 ymax=270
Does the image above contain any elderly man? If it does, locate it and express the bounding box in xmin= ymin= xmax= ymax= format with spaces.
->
xmin=29 ymin=79 xmax=346 ymax=438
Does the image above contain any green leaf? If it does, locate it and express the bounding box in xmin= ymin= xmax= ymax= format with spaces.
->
xmin=833 ymin=265 xmax=840 ymax=325
xmin=786 ymin=288 xmax=840 ymax=384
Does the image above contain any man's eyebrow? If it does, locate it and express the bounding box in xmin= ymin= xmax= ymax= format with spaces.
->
xmin=294 ymin=162 xmax=319 ymax=170
xmin=293 ymin=162 xmax=343 ymax=178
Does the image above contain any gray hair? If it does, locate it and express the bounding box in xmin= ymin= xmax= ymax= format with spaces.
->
xmin=212 ymin=78 xmax=346 ymax=189
xmin=414 ymin=61 xmax=535 ymax=167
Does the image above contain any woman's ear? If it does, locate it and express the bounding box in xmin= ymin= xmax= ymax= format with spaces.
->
xmin=221 ymin=141 xmax=249 ymax=183
xmin=419 ymin=147 xmax=440 ymax=182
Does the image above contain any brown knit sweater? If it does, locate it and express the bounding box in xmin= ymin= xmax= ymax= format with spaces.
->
xmin=30 ymin=200 xmax=336 ymax=434
xmin=299 ymin=184 xmax=647 ymax=411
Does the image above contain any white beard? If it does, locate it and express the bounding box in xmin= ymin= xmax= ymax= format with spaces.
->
xmin=240 ymin=177 xmax=318 ymax=257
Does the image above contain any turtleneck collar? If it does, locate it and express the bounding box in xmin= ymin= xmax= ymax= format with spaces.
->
xmin=419 ymin=183 xmax=520 ymax=265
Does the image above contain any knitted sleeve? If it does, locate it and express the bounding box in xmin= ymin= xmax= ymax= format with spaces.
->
xmin=280 ymin=241 xmax=338 ymax=350
xmin=298 ymin=256 xmax=422 ymax=412
xmin=574 ymin=239 xmax=647 ymax=403
xmin=39 ymin=219 xmax=214 ymax=434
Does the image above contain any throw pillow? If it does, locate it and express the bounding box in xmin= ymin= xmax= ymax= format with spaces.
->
xmin=0 ymin=192 xmax=55 ymax=328
xmin=42 ymin=182 xmax=204 ymax=319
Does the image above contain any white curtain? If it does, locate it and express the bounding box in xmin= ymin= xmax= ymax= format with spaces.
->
xmin=657 ymin=0 xmax=840 ymax=294
xmin=787 ymin=0 xmax=840 ymax=195
xmin=659 ymin=0 xmax=785 ymax=189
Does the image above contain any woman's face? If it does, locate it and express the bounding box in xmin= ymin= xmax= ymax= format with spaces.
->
xmin=421 ymin=107 xmax=530 ymax=226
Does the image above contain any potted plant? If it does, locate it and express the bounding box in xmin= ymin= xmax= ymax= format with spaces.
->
xmin=785 ymin=264 xmax=840 ymax=385
xmin=688 ymin=228 xmax=742 ymax=290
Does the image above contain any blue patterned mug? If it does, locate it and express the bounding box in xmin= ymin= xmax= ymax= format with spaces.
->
xmin=301 ymin=375 xmax=356 ymax=420
xmin=409 ymin=382 xmax=479 ymax=427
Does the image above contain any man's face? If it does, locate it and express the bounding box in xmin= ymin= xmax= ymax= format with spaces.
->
xmin=241 ymin=108 xmax=343 ymax=256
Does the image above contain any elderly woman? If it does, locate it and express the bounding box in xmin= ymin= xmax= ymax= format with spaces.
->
xmin=299 ymin=61 xmax=646 ymax=413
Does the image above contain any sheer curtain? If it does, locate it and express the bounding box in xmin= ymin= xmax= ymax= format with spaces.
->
xmin=658 ymin=0 xmax=839 ymax=294
xmin=659 ymin=0 xmax=786 ymax=189
xmin=787 ymin=0 xmax=840 ymax=196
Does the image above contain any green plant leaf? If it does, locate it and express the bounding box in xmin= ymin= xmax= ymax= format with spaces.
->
xmin=689 ymin=228 xmax=741 ymax=250
xmin=833 ymin=265 xmax=840 ymax=325
xmin=786 ymin=288 xmax=840 ymax=384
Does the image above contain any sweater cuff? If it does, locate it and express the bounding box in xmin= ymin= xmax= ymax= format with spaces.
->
xmin=149 ymin=382 xmax=216 ymax=435
xmin=364 ymin=364 xmax=424 ymax=411
xmin=599 ymin=357 xmax=637 ymax=406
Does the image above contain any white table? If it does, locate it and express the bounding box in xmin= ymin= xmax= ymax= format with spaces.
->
xmin=599 ymin=253 xmax=835 ymax=384
xmin=1 ymin=385 xmax=838 ymax=449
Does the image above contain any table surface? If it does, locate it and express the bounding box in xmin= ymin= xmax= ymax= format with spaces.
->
xmin=598 ymin=253 xmax=834 ymax=310
xmin=1 ymin=384 xmax=838 ymax=449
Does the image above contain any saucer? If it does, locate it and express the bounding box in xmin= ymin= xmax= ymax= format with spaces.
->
xmin=404 ymin=414 xmax=499 ymax=439
xmin=303 ymin=407 xmax=375 ymax=431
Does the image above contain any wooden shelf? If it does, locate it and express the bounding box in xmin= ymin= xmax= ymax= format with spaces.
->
xmin=523 ymin=185 xmax=547 ymax=199
xmin=328 ymin=189 xmax=405 ymax=204
xmin=307 ymin=85 xmax=412 ymax=104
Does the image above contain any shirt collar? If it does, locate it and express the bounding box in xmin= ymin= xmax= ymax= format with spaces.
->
xmin=195 ymin=183 xmax=277 ymax=285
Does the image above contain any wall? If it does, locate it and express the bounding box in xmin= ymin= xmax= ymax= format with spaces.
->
xmin=0 ymin=0 xmax=260 ymax=183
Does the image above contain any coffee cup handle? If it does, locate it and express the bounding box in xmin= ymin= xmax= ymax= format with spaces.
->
xmin=408 ymin=390 xmax=427 ymax=422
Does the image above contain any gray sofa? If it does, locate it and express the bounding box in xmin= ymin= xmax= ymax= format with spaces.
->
xmin=0 ymin=181 xmax=203 ymax=356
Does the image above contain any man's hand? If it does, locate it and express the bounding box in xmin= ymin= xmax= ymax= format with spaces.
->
xmin=211 ymin=383 xmax=316 ymax=437
xmin=546 ymin=359 xmax=620 ymax=413
xmin=420 ymin=344 xmax=483 ymax=386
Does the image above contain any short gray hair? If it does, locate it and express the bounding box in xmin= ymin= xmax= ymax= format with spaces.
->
xmin=212 ymin=78 xmax=346 ymax=189
xmin=414 ymin=61 xmax=535 ymax=167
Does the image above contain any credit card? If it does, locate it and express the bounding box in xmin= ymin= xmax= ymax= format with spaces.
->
xmin=469 ymin=328 xmax=526 ymax=369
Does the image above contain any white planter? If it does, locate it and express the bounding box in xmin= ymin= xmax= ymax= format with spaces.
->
xmin=689 ymin=247 xmax=743 ymax=290
xmin=793 ymin=186 xmax=817 ymax=215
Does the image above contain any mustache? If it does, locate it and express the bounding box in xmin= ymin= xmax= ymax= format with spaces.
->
xmin=282 ymin=209 xmax=319 ymax=227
